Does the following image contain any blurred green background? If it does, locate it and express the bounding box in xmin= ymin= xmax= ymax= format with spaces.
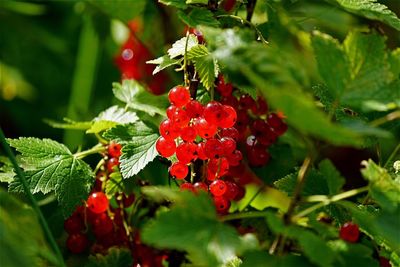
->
xmin=1 ymin=0 xmax=399 ymax=147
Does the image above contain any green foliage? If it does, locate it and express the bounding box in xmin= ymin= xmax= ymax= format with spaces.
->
xmin=168 ymin=34 xmax=199 ymax=59
xmin=325 ymin=0 xmax=400 ymax=30
xmin=178 ymin=8 xmax=220 ymax=27
xmin=7 ymin=138 xmax=93 ymax=217
xmin=0 ymin=189 xmax=57 ymax=267
xmin=147 ymin=55 xmax=182 ymax=75
xmin=188 ymin=45 xmax=219 ymax=90
xmin=88 ymin=0 xmax=147 ymax=23
xmin=86 ymin=248 xmax=133 ymax=267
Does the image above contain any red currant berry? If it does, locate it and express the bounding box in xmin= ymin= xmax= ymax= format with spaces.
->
xmin=223 ymin=181 xmax=239 ymax=200
xmin=169 ymin=162 xmax=188 ymax=179
xmin=185 ymin=100 xmax=204 ymax=118
xmin=213 ymin=196 xmax=231 ymax=214
xmin=194 ymin=182 xmax=208 ymax=192
xmin=156 ymin=137 xmax=176 ymax=158
xmin=203 ymin=101 xmax=224 ymax=126
xmin=216 ymin=75 xmax=233 ymax=97
xmin=108 ymin=142 xmax=122 ymax=158
xmin=221 ymin=95 xmax=239 ymax=109
xmin=196 ymin=142 xmax=208 ymax=160
xmin=180 ymin=182 xmax=195 ymax=192
xmin=166 ymin=105 xmax=178 ymax=119
xmin=159 ymin=119 xmax=180 ymax=140
xmin=221 ymin=137 xmax=236 ymax=155
xmin=180 ymin=126 xmax=197 ymax=142
xmin=208 ymin=158 xmax=229 ymax=178
xmin=64 ymin=214 xmax=84 ymax=234
xmin=189 ymin=28 xmax=204 ymax=43
xmin=107 ymin=157 xmax=119 ymax=172
xmin=267 ymin=113 xmax=288 ymax=136
xmin=210 ymin=180 xmax=227 ymax=196
xmin=379 ymin=257 xmax=392 ymax=267
xmin=256 ymin=96 xmax=268 ymax=114
xmin=227 ymin=150 xmax=242 ymax=166
xmin=92 ymin=213 xmax=114 ymax=237
xmin=66 ymin=233 xmax=89 ymax=254
xmin=219 ymin=105 xmax=237 ymax=128
xmin=172 ymin=108 xmax=190 ymax=127
xmin=168 ymin=85 xmax=190 ymax=108
xmin=87 ymin=192 xmax=109 ymax=214
xmin=248 ymin=145 xmax=270 ymax=167
xmin=204 ymin=138 xmax=224 ymax=159
xmin=194 ymin=118 xmax=217 ymax=139
xmin=339 ymin=222 xmax=360 ymax=243
xmin=239 ymin=94 xmax=256 ymax=111
xmin=176 ymin=142 xmax=197 ymax=163
xmin=220 ymin=127 xmax=240 ymax=141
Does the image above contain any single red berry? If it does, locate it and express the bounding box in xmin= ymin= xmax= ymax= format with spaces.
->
xmin=166 ymin=105 xmax=178 ymax=119
xmin=159 ymin=119 xmax=180 ymax=140
xmin=221 ymin=137 xmax=236 ymax=156
xmin=223 ymin=181 xmax=239 ymax=200
xmin=92 ymin=213 xmax=114 ymax=237
xmin=87 ymin=192 xmax=109 ymax=214
xmin=213 ymin=196 xmax=231 ymax=214
xmin=221 ymin=95 xmax=239 ymax=109
xmin=257 ymin=127 xmax=278 ymax=146
xmin=227 ymin=150 xmax=242 ymax=166
xmin=234 ymin=185 xmax=245 ymax=200
xmin=64 ymin=214 xmax=84 ymax=234
xmin=204 ymin=138 xmax=224 ymax=159
xmin=168 ymin=85 xmax=190 ymax=107
xmin=235 ymin=110 xmax=250 ymax=132
xmin=66 ymin=233 xmax=89 ymax=254
xmin=223 ymin=0 xmax=236 ymax=11
xmin=210 ymin=180 xmax=227 ymax=196
xmin=256 ymin=96 xmax=268 ymax=114
xmin=171 ymin=108 xmax=190 ymax=127
xmin=208 ymin=158 xmax=229 ymax=178
xmin=108 ymin=142 xmax=122 ymax=158
xmin=339 ymin=222 xmax=360 ymax=243
xmin=107 ymin=157 xmax=119 ymax=172
xmin=188 ymin=28 xmax=204 ymax=43
xmin=379 ymin=257 xmax=392 ymax=267
xmin=196 ymin=142 xmax=208 ymax=160
xmin=216 ymin=75 xmax=233 ymax=97
xmin=194 ymin=118 xmax=217 ymax=139
xmin=194 ymin=182 xmax=208 ymax=192
xmin=239 ymin=94 xmax=256 ymax=112
xmin=156 ymin=137 xmax=176 ymax=158
xmin=122 ymin=193 xmax=135 ymax=207
xmin=247 ymin=145 xmax=270 ymax=167
xmin=176 ymin=142 xmax=197 ymax=163
xmin=203 ymin=101 xmax=224 ymax=126
xmin=169 ymin=162 xmax=188 ymax=179
xmin=267 ymin=113 xmax=288 ymax=136
xmin=185 ymin=100 xmax=204 ymax=118
xmin=219 ymin=105 xmax=237 ymax=128
xmin=180 ymin=182 xmax=195 ymax=192
xmin=180 ymin=126 xmax=197 ymax=142
xmin=220 ymin=127 xmax=240 ymax=141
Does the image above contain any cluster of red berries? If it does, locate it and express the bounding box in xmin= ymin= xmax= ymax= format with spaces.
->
xmin=115 ymin=21 xmax=168 ymax=95
xmin=217 ymin=75 xmax=288 ymax=167
xmin=156 ymin=85 xmax=246 ymax=213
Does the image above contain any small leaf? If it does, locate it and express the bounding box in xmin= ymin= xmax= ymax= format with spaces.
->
xmin=146 ymin=55 xmax=182 ymax=75
xmin=86 ymin=247 xmax=133 ymax=267
xmin=319 ymin=159 xmax=345 ymax=195
xmin=178 ymin=8 xmax=220 ymax=27
xmin=44 ymin=118 xmax=92 ymax=131
xmin=193 ymin=54 xmax=219 ymax=90
xmin=105 ymin=171 xmax=123 ymax=197
xmin=167 ymin=34 xmax=198 ymax=59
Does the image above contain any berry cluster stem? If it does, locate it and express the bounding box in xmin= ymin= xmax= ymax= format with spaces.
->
xmin=0 ymin=127 xmax=66 ymax=267
xmin=74 ymin=143 xmax=106 ymax=159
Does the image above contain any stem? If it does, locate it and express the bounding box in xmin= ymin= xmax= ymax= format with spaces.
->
xmin=220 ymin=210 xmax=270 ymax=221
xmin=216 ymin=14 xmax=268 ymax=44
xmin=369 ymin=110 xmax=400 ymax=127
xmin=246 ymin=0 xmax=257 ymax=21
xmin=293 ymin=186 xmax=369 ymax=219
xmin=74 ymin=143 xmax=106 ymax=159
xmin=383 ymin=143 xmax=400 ymax=168
xmin=283 ymin=156 xmax=312 ymax=224
xmin=183 ymin=31 xmax=190 ymax=86
xmin=0 ymin=127 xmax=66 ymax=267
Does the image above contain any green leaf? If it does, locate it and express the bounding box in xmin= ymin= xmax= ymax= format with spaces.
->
xmin=88 ymin=0 xmax=147 ymax=23
xmin=325 ymin=0 xmax=400 ymax=31
xmin=319 ymin=159 xmax=345 ymax=195
xmin=88 ymin=105 xmax=139 ymax=134
xmin=105 ymin=123 xmax=159 ymax=179
xmin=312 ymin=31 xmax=350 ymax=100
xmin=86 ymin=247 xmax=133 ymax=267
xmin=44 ymin=118 xmax=92 ymax=131
xmin=7 ymin=138 xmax=93 ymax=217
xmin=0 ymin=156 xmax=15 ymax=183
xmin=112 ymin=80 xmax=169 ymax=117
xmin=159 ymin=0 xmax=187 ymax=9
xmin=328 ymin=240 xmax=379 ymax=267
xmin=142 ymin=187 xmax=243 ymax=267
xmin=187 ymin=44 xmax=209 ymax=59
xmin=186 ymin=0 xmax=208 ymax=4
xmin=361 ymin=159 xmax=400 ymax=212
xmin=242 ymin=251 xmax=313 ymax=267
xmin=168 ymin=34 xmax=198 ymax=59
xmin=146 ymin=55 xmax=182 ymax=75
xmin=190 ymin=47 xmax=219 ymax=90
xmin=0 ymin=189 xmax=58 ymax=267
xmin=178 ymin=8 xmax=220 ymax=27
xmin=105 ymin=171 xmax=123 ymax=197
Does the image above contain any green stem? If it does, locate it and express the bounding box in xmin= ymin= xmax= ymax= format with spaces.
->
xmin=74 ymin=143 xmax=105 ymax=159
xmin=183 ymin=31 xmax=190 ymax=86
xmin=293 ymin=186 xmax=369 ymax=219
xmin=383 ymin=143 xmax=400 ymax=169
xmin=220 ymin=210 xmax=270 ymax=221
xmin=0 ymin=127 xmax=66 ymax=267
xmin=369 ymin=110 xmax=400 ymax=127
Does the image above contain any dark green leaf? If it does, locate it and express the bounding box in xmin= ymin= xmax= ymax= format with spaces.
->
xmin=7 ymin=138 xmax=93 ymax=217
xmin=319 ymin=159 xmax=345 ymax=195
xmin=178 ymin=8 xmax=220 ymax=27
xmin=86 ymin=247 xmax=133 ymax=267
xmin=242 ymin=251 xmax=313 ymax=267
xmin=89 ymin=0 xmax=147 ymax=23
xmin=328 ymin=240 xmax=379 ymax=267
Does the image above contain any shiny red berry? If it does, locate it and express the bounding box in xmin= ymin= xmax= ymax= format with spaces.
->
xmin=92 ymin=213 xmax=114 ymax=237
xmin=169 ymin=162 xmax=188 ymax=179
xmin=221 ymin=95 xmax=239 ymax=108
xmin=194 ymin=182 xmax=208 ymax=192
xmin=248 ymin=145 xmax=270 ymax=167
xmin=64 ymin=214 xmax=84 ymax=234
xmin=185 ymin=100 xmax=204 ymax=118
xmin=107 ymin=157 xmax=119 ymax=172
xmin=156 ymin=137 xmax=176 ymax=158
xmin=108 ymin=142 xmax=122 ymax=158
xmin=180 ymin=182 xmax=195 ymax=192
xmin=176 ymin=142 xmax=197 ymax=163
xmin=223 ymin=181 xmax=239 ymax=200
xmin=66 ymin=233 xmax=89 ymax=254
xmin=239 ymin=94 xmax=256 ymax=111
xmin=196 ymin=142 xmax=208 ymax=160
xmin=221 ymin=137 xmax=236 ymax=156
xmin=208 ymin=158 xmax=229 ymax=178
xmin=216 ymin=75 xmax=233 ymax=97
xmin=194 ymin=118 xmax=217 ymax=139
xmin=213 ymin=196 xmax=230 ymax=214
xmin=168 ymin=85 xmax=190 ymax=107
xmin=87 ymin=192 xmax=109 ymax=214
xmin=180 ymin=126 xmax=197 ymax=142
xmin=220 ymin=127 xmax=239 ymax=141
xmin=204 ymin=138 xmax=224 ymax=159
xmin=339 ymin=222 xmax=360 ymax=243
xmin=172 ymin=108 xmax=190 ymax=127
xmin=227 ymin=150 xmax=242 ymax=166
xmin=210 ymin=180 xmax=227 ymax=196
xmin=219 ymin=105 xmax=237 ymax=128
xmin=267 ymin=113 xmax=288 ymax=136
xmin=166 ymin=105 xmax=178 ymax=119
xmin=203 ymin=101 xmax=224 ymax=126
xmin=159 ymin=119 xmax=180 ymax=140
